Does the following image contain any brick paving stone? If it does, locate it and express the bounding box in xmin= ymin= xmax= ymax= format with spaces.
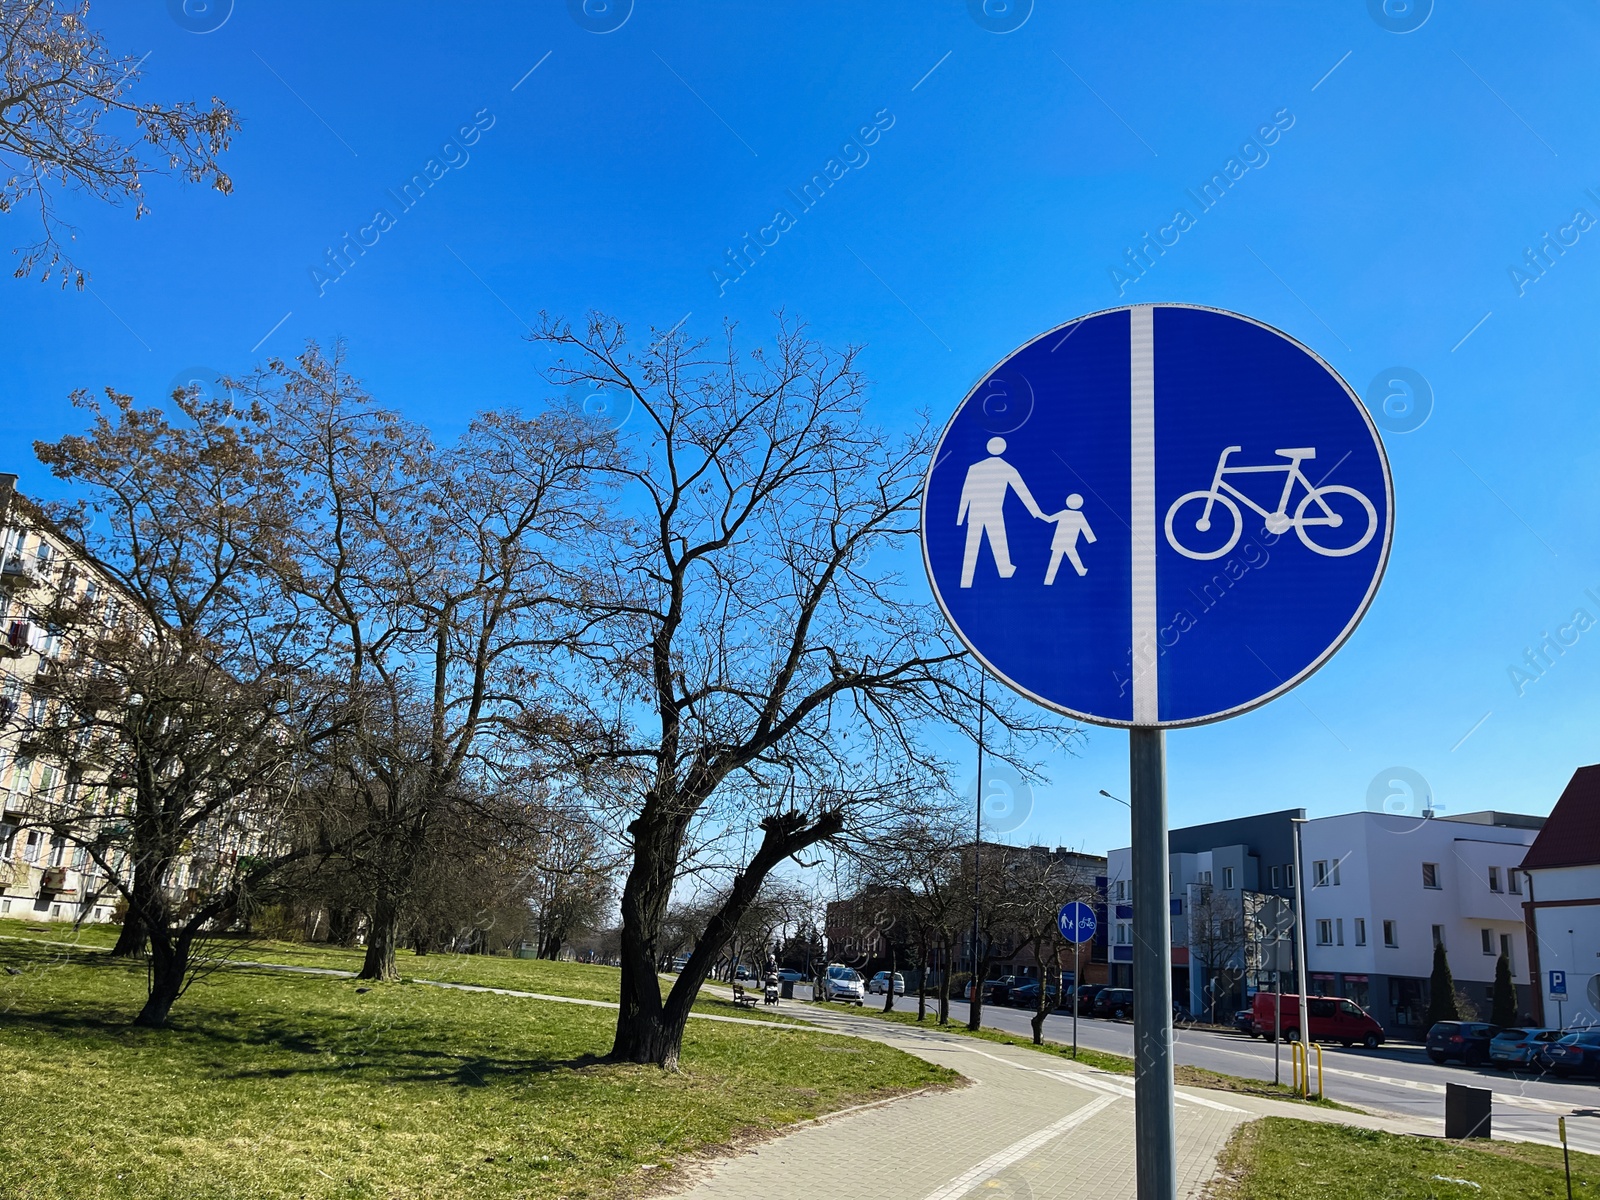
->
xmin=669 ymin=1001 xmax=1437 ymax=1200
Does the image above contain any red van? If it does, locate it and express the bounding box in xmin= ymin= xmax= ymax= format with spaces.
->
xmin=1250 ymin=993 xmax=1385 ymax=1048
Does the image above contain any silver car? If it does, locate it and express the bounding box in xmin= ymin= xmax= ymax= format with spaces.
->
xmin=822 ymin=964 xmax=866 ymax=1004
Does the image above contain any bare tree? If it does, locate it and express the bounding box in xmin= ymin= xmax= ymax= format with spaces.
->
xmin=0 ymin=0 xmax=238 ymax=286
xmin=1189 ymin=886 xmax=1246 ymax=1024
xmin=243 ymin=343 xmax=616 ymax=981
xmin=22 ymin=389 xmax=310 ymax=1026
xmin=1010 ymin=852 xmax=1098 ymax=1044
xmin=534 ymin=314 xmax=1058 ymax=1067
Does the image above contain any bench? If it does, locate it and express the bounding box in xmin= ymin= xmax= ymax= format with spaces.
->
xmin=730 ymin=984 xmax=758 ymax=1008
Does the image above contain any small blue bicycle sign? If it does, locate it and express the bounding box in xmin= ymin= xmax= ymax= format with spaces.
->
xmin=1058 ymin=901 xmax=1097 ymax=943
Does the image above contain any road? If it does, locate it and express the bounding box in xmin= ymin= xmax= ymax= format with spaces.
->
xmin=855 ymin=992 xmax=1600 ymax=1154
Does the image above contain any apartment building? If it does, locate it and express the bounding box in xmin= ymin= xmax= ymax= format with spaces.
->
xmin=1298 ymin=809 xmax=1542 ymax=1032
xmin=1105 ymin=808 xmax=1304 ymax=1014
xmin=0 ymin=475 xmax=127 ymax=923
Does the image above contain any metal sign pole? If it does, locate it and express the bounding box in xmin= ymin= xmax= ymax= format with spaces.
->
xmin=1130 ymin=726 xmax=1175 ymax=1200
xmin=1072 ymin=937 xmax=1080 ymax=1059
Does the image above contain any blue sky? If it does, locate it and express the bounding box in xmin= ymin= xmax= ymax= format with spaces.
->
xmin=6 ymin=1 xmax=1600 ymax=858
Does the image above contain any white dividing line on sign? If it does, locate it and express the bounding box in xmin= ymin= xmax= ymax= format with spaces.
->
xmin=918 ymin=1095 xmax=1117 ymax=1200
xmin=1129 ymin=304 xmax=1159 ymax=724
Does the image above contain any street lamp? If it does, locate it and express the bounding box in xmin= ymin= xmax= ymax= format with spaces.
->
xmin=1099 ymin=789 xmax=1130 ymax=808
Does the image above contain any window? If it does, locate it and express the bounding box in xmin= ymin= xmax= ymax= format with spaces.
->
xmin=1508 ymin=871 xmax=1522 ymax=895
xmin=1115 ymin=880 xmax=1127 ymax=902
xmin=1488 ymin=866 xmax=1502 ymax=893
xmin=1336 ymin=918 xmax=1345 ymax=946
xmin=1198 ymin=870 xmax=1212 ymax=885
xmin=32 ymin=540 xmax=53 ymax=577
xmin=1116 ymin=922 xmax=1131 ymax=946
xmin=1329 ymin=860 xmax=1341 ymax=886
xmin=71 ymin=846 xmax=87 ymax=869
xmin=1431 ymin=924 xmax=1445 ymax=948
xmin=1500 ymin=934 xmax=1514 ymax=971
xmin=1222 ymin=866 xmax=1235 ymax=890
xmin=1354 ymin=918 xmax=1367 ymax=946
xmin=1316 ymin=919 xmax=1333 ymax=945
xmin=22 ymin=830 xmax=40 ymax=863
xmin=1285 ymin=864 xmax=1295 ymax=888
xmin=0 ymin=820 xmax=15 ymax=857
xmin=1269 ymin=865 xmax=1282 ymax=888
xmin=48 ymin=835 xmax=66 ymax=867
xmin=1422 ymin=862 xmax=1441 ymax=889
xmin=1313 ymin=860 xmax=1328 ymax=886
xmin=1382 ymin=920 xmax=1398 ymax=948
xmin=1482 ymin=928 xmax=1495 ymax=955
xmin=0 ymin=898 xmax=9 ymax=913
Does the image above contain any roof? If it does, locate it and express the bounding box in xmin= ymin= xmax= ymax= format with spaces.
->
xmin=1520 ymin=765 xmax=1600 ymax=871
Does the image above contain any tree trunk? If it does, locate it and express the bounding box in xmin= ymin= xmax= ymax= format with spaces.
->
xmin=358 ymin=893 xmax=401 ymax=981
xmin=967 ymin=944 xmax=992 ymax=1032
xmin=110 ymin=909 xmax=148 ymax=959
xmin=884 ymin=944 xmax=897 ymax=1013
xmin=109 ymin=859 xmax=157 ymax=959
xmin=134 ymin=931 xmax=192 ymax=1028
xmin=937 ymin=939 xmax=952 ymax=1025
xmin=916 ymin=937 xmax=928 ymax=1022
xmin=327 ymin=905 xmax=359 ymax=947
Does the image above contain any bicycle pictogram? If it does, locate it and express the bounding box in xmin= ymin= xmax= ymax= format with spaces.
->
xmin=1164 ymin=445 xmax=1378 ymax=561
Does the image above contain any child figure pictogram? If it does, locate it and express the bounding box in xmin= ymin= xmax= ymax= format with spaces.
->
xmin=1043 ymin=494 xmax=1096 ymax=584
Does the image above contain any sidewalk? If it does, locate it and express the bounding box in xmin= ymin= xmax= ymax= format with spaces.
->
xmin=669 ymin=1001 xmax=1436 ymax=1200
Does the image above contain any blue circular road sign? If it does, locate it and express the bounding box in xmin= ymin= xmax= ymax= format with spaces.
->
xmin=922 ymin=304 xmax=1392 ymax=727
xmin=1058 ymin=901 xmax=1097 ymax=943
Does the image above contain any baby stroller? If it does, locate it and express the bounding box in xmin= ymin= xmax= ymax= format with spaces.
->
xmin=763 ymin=971 xmax=780 ymax=1005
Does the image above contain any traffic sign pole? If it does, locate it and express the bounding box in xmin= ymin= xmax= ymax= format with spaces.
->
xmin=1072 ymin=937 xmax=1080 ymax=1060
xmin=1130 ymin=726 xmax=1176 ymax=1200
xmin=921 ymin=303 xmax=1394 ymax=1200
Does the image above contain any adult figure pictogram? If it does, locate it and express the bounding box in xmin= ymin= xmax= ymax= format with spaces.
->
xmin=956 ymin=435 xmax=1045 ymax=587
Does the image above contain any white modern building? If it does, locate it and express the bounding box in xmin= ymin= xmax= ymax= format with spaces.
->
xmin=1298 ymin=809 xmax=1542 ymax=1031
xmin=1520 ymin=765 xmax=1600 ymax=1031
xmin=1108 ymin=806 xmax=1545 ymax=1033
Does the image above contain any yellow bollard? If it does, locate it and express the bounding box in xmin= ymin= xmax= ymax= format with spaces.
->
xmin=1312 ymin=1043 xmax=1324 ymax=1100
xmin=1290 ymin=1041 xmax=1305 ymax=1095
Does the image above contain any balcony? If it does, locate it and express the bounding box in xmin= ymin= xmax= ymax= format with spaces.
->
xmin=39 ymin=866 xmax=75 ymax=896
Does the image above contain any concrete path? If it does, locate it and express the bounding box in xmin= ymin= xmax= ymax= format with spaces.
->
xmin=669 ymin=1002 xmax=1434 ymax=1200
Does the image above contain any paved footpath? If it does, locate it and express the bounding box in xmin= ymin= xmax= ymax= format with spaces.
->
xmin=670 ymin=1001 xmax=1435 ymax=1200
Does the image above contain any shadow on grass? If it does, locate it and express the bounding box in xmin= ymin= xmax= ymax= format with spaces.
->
xmin=1 ymin=942 xmax=616 ymax=1090
xmin=5 ymin=1002 xmax=615 ymax=1086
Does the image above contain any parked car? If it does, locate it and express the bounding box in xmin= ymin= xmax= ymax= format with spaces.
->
xmin=1007 ymin=980 xmax=1060 ymax=1009
xmin=1094 ymin=988 xmax=1135 ymax=1019
xmin=1537 ymin=1030 xmax=1600 ymax=1078
xmin=1252 ymin=993 xmax=1386 ymax=1048
xmin=733 ymin=965 xmax=755 ymax=981
xmin=821 ymin=964 xmax=866 ymax=1004
xmin=1232 ymin=1009 xmax=1255 ymax=1036
xmin=776 ymin=967 xmax=806 ymax=982
xmin=1488 ymin=1027 xmax=1567 ymax=1070
xmin=964 ymin=975 xmax=1022 ymax=1005
xmin=1075 ymin=985 xmax=1109 ymax=1014
xmin=1425 ymin=1020 xmax=1500 ymax=1066
xmin=868 ymin=971 xmax=906 ymax=995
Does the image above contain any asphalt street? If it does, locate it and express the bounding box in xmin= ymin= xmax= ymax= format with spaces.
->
xmin=854 ymin=992 xmax=1600 ymax=1154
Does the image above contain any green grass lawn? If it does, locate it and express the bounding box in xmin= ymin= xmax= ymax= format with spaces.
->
xmin=853 ymin=1004 xmax=1356 ymax=1110
xmin=1208 ymin=1117 xmax=1600 ymax=1199
xmin=0 ymin=937 xmax=957 ymax=1199
xmin=0 ymin=917 xmax=793 ymax=1023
